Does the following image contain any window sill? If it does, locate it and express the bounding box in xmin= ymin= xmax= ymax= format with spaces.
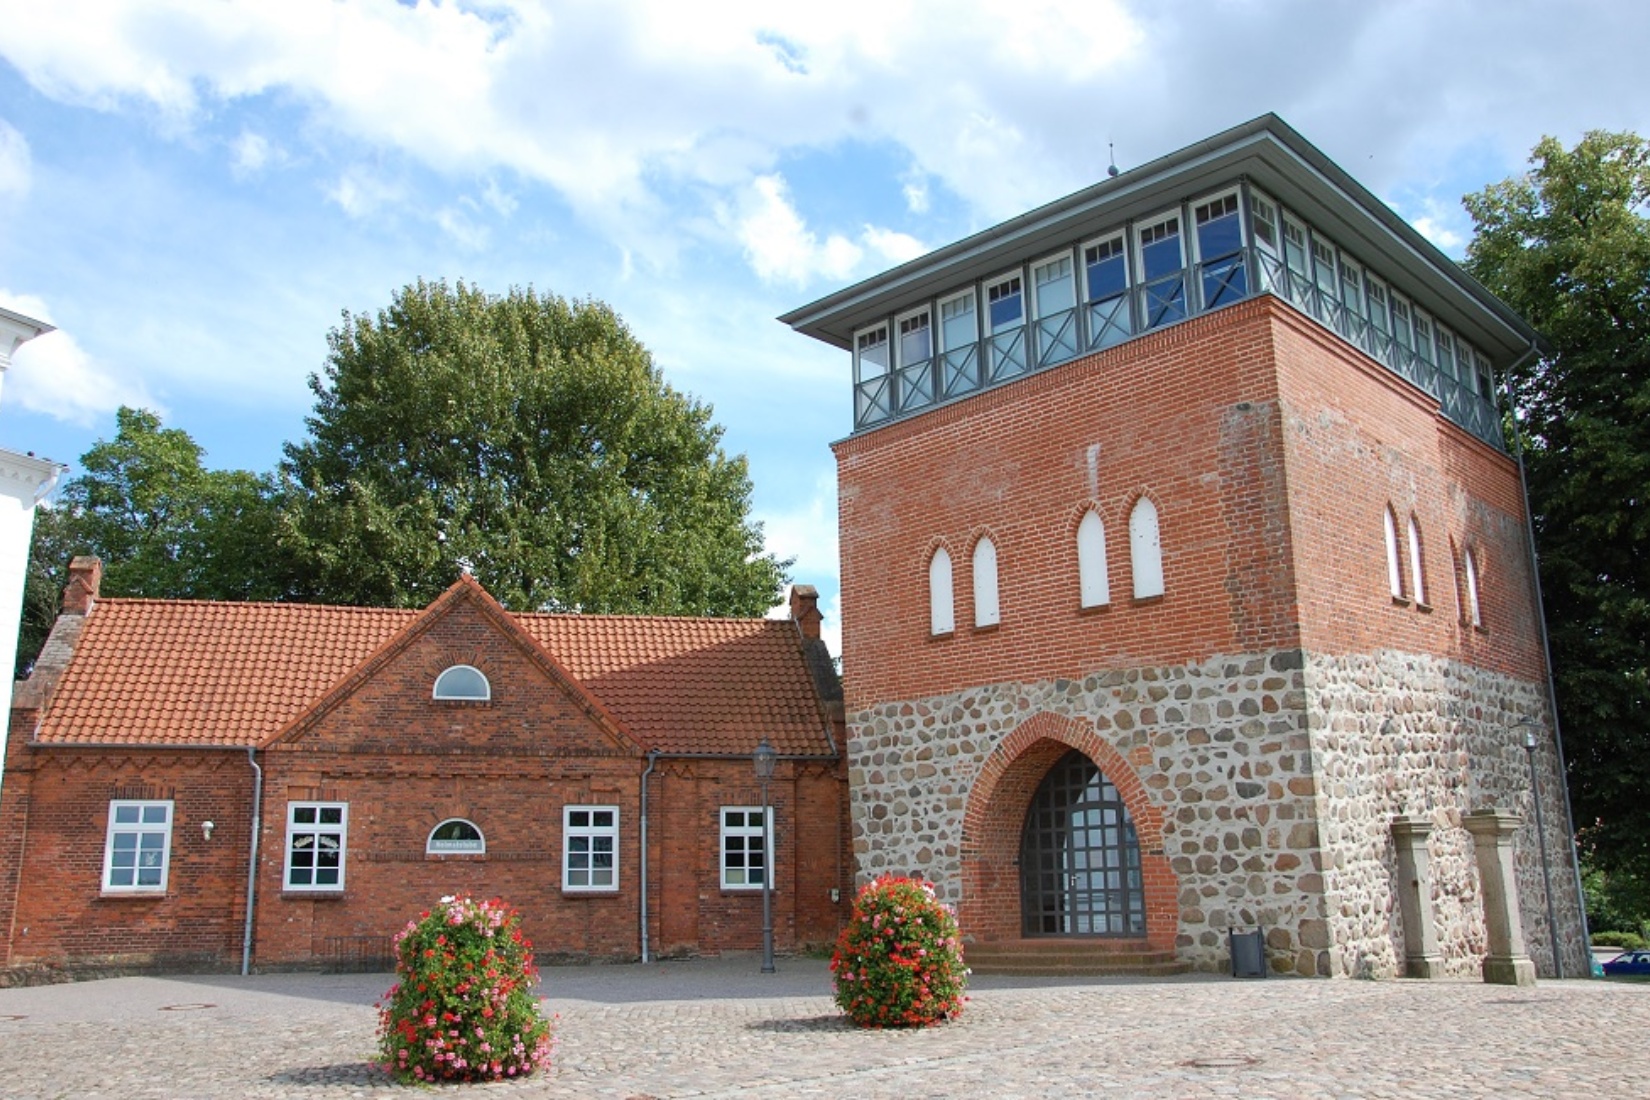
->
xmin=1132 ymin=594 xmax=1165 ymax=606
xmin=1414 ymin=601 xmax=1433 ymax=614
xmin=281 ymin=889 xmax=347 ymax=900
xmin=971 ymin=622 xmax=1000 ymax=635
xmin=99 ymin=889 xmax=167 ymax=900
xmin=927 ymin=630 xmax=955 ymax=642
xmin=721 ymin=886 xmax=775 ymax=895
xmin=425 ymin=852 xmax=486 ymax=861
xmin=1390 ymin=595 xmax=1411 ymax=607
xmin=561 ymin=887 xmax=620 ymax=898
xmin=1077 ymin=602 xmax=1112 ymax=615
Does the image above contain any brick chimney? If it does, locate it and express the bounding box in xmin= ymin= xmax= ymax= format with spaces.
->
xmin=788 ymin=584 xmax=822 ymax=641
xmin=63 ymin=556 xmax=102 ymax=615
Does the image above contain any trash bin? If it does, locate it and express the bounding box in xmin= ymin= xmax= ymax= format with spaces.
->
xmin=1229 ymin=927 xmax=1266 ymax=978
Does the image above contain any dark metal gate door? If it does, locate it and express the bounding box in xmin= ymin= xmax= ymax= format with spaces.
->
xmin=1020 ymin=749 xmax=1145 ymax=936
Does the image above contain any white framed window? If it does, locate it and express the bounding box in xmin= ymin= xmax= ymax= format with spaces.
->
xmin=1129 ymin=497 xmax=1164 ymax=599
xmin=1282 ymin=217 xmax=1310 ymax=279
xmin=427 ymin=818 xmax=485 ymax=855
xmin=1407 ymin=517 xmax=1428 ymax=607
xmin=972 ymin=536 xmax=1000 ymax=628
xmin=928 ymin=546 xmax=955 ymax=636
xmin=985 ymin=272 xmax=1024 ymax=333
xmin=103 ymin=800 xmax=172 ymax=893
xmin=1434 ymin=325 xmax=1458 ymax=381
xmin=433 ymin=664 xmax=490 ymax=701
xmin=1077 ymin=510 xmax=1110 ymax=608
xmin=1248 ymin=191 xmax=1279 ymax=253
xmin=1338 ymin=254 xmax=1364 ymax=318
xmin=1391 ymin=294 xmax=1415 ymax=354
xmin=1470 ymin=347 xmax=1495 ymax=398
xmin=285 ymin=802 xmax=347 ymax=891
xmin=563 ymin=805 xmax=618 ymax=891
xmin=897 ymin=307 xmax=932 ymax=367
xmin=855 ymin=323 xmax=891 ymax=381
xmin=1137 ymin=213 xmax=1188 ymax=328
xmin=1032 ymin=252 xmax=1076 ymax=317
xmin=1194 ymin=191 xmax=1247 ymax=308
xmin=1082 ymin=233 xmax=1131 ymax=349
xmin=720 ymin=806 xmax=772 ymax=890
xmin=1463 ymin=547 xmax=1483 ymax=628
xmin=1384 ymin=507 xmax=1406 ymax=600
xmin=1365 ymin=275 xmax=1390 ymax=335
xmin=1311 ymin=238 xmax=1338 ymax=301
xmin=938 ymin=291 xmax=977 ymax=353
xmin=1412 ymin=310 xmax=1436 ymax=371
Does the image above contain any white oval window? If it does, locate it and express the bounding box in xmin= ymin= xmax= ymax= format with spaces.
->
xmin=427 ymin=818 xmax=485 ymax=854
xmin=433 ymin=664 xmax=490 ymax=701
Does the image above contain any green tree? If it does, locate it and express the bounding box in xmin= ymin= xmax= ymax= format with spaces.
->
xmin=281 ymin=280 xmax=788 ymax=615
xmin=1464 ymin=131 xmax=1650 ymax=888
xmin=14 ymin=407 xmax=291 ymax=675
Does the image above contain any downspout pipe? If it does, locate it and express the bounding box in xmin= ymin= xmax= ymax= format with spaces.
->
xmin=639 ymin=749 xmax=659 ymax=964
xmin=241 ymin=747 xmax=263 ymax=977
xmin=1503 ymin=343 xmax=1593 ymax=966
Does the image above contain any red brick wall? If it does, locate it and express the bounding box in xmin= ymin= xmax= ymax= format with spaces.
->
xmin=0 ymin=749 xmax=253 ymax=970
xmin=834 ymin=298 xmax=1299 ymax=711
xmin=1268 ymin=306 xmax=1545 ymax=680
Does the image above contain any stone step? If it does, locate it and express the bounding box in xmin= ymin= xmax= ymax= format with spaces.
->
xmin=965 ymin=938 xmax=1190 ymax=977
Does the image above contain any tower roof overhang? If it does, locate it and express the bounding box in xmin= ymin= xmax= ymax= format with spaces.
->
xmin=779 ymin=114 xmax=1543 ymax=367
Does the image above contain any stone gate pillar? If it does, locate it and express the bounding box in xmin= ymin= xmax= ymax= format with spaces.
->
xmin=1390 ymin=815 xmax=1442 ymax=979
xmin=1464 ymin=809 xmax=1536 ymax=987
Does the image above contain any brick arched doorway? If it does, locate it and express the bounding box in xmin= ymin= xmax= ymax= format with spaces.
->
xmin=959 ymin=712 xmax=1176 ymax=950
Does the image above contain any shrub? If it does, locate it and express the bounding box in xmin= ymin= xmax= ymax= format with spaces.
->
xmin=377 ymin=894 xmax=554 ymax=1083
xmin=830 ymin=875 xmax=966 ymax=1028
xmin=1591 ymin=929 xmax=1649 ymax=950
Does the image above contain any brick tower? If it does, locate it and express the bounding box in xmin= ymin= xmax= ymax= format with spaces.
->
xmin=783 ymin=115 xmax=1586 ymax=978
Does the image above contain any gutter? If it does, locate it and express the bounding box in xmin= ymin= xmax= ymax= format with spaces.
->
xmin=1503 ymin=344 xmax=1593 ymax=965
xmin=241 ymin=748 xmax=263 ymax=976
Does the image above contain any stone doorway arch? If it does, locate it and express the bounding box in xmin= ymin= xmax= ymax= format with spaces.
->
xmin=959 ymin=711 xmax=1176 ymax=950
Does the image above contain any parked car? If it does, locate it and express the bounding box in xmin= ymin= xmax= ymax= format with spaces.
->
xmin=1602 ymin=950 xmax=1650 ymax=976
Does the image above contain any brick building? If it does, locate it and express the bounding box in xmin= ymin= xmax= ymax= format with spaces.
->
xmin=782 ymin=114 xmax=1587 ymax=978
xmin=0 ymin=561 xmax=848 ymax=975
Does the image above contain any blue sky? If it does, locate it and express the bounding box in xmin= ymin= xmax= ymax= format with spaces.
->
xmin=2 ymin=0 xmax=1648 ymax=653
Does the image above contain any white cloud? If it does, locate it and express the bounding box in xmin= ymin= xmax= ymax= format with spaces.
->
xmin=733 ymin=174 xmax=862 ymax=284
xmin=230 ymin=129 xmax=282 ymax=178
xmin=1410 ymin=215 xmax=1465 ymax=256
xmin=327 ymin=166 xmax=403 ymax=218
xmin=436 ymin=205 xmax=490 ymax=251
xmin=0 ymin=120 xmax=30 ymax=199
xmin=0 ymin=290 xmax=160 ymax=428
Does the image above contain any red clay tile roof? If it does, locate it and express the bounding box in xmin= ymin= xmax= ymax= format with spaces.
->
xmin=28 ymin=597 xmax=834 ymax=758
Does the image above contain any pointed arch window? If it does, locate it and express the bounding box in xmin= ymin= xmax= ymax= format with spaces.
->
xmin=1384 ymin=507 xmax=1406 ymax=600
xmin=1407 ymin=517 xmax=1427 ymax=607
xmin=434 ymin=664 xmax=490 ymax=701
xmin=972 ymin=537 xmax=1000 ymax=628
xmin=928 ymin=546 xmax=955 ymax=636
xmin=1129 ymin=498 xmax=1163 ymax=599
xmin=1077 ymin=510 xmax=1110 ymax=608
xmin=1463 ymin=547 xmax=1483 ymax=628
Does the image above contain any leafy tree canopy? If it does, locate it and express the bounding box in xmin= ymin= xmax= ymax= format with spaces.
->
xmin=280 ymin=280 xmax=789 ymax=615
xmin=1465 ymin=131 xmax=1650 ymax=884
xmin=16 ymin=406 xmax=288 ymax=675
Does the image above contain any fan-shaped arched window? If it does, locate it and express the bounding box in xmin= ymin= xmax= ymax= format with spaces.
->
xmin=427 ymin=818 xmax=485 ymax=854
xmin=433 ymin=664 xmax=490 ymax=701
xmin=973 ymin=537 xmax=1000 ymax=628
xmin=1129 ymin=497 xmax=1163 ymax=599
xmin=929 ymin=546 xmax=955 ymax=635
xmin=1077 ymin=510 xmax=1110 ymax=608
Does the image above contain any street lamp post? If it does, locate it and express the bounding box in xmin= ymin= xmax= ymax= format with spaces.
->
xmin=1518 ymin=719 xmax=1563 ymax=979
xmin=754 ymin=738 xmax=777 ymax=975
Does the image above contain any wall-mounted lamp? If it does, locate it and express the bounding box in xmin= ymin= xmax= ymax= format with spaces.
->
xmin=830 ymin=888 xmax=841 ymax=904
xmin=201 ymin=820 xmax=215 ymax=842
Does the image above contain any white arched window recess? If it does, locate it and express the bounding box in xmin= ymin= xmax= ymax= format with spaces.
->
xmin=1077 ymin=510 xmax=1110 ymax=608
xmin=1129 ymin=497 xmax=1164 ymax=599
xmin=1384 ymin=507 xmax=1405 ymax=600
xmin=427 ymin=818 xmax=485 ymax=854
xmin=973 ymin=537 xmax=1000 ymax=628
xmin=433 ymin=664 xmax=491 ymax=701
xmin=928 ymin=546 xmax=955 ymax=636
xmin=1407 ymin=516 xmax=1427 ymax=606
xmin=1463 ymin=547 xmax=1482 ymax=628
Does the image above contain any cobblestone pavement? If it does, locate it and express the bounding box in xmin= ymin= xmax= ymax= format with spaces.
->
xmin=1 ymin=957 xmax=1647 ymax=1098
